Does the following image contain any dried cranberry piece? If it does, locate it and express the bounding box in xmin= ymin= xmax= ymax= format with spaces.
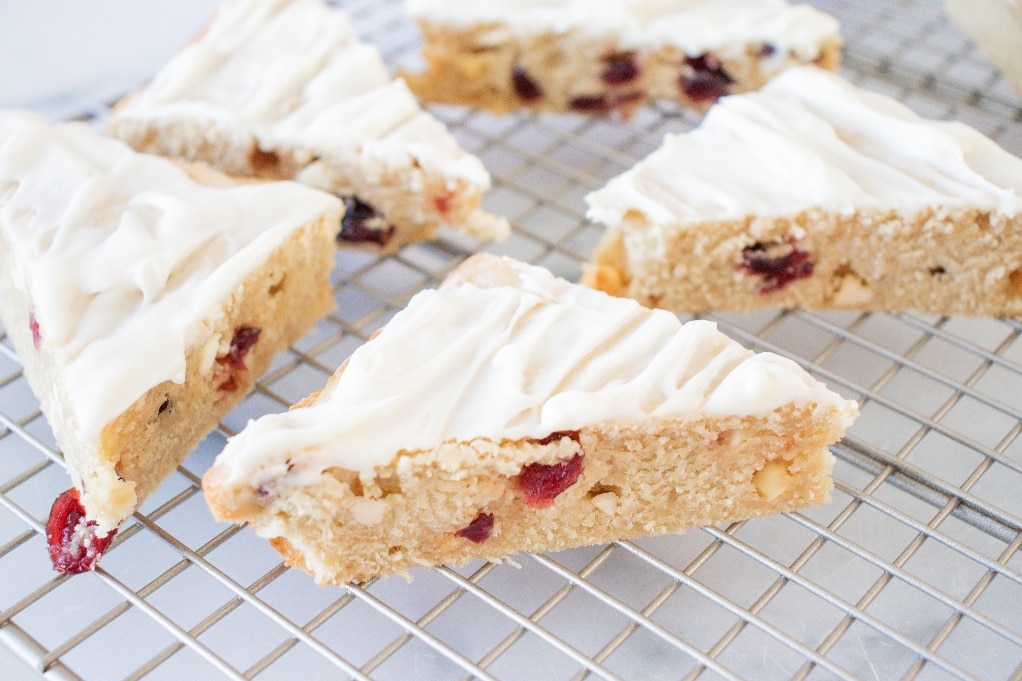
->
xmin=569 ymin=95 xmax=611 ymax=114
xmin=214 ymin=325 xmax=261 ymax=394
xmin=517 ymin=433 xmax=585 ymax=508
xmin=157 ymin=396 xmax=172 ymax=416
xmin=679 ymin=54 xmax=734 ymax=103
xmin=29 ymin=311 xmax=41 ymax=349
xmin=434 ymin=194 xmax=451 ymax=215
xmin=216 ymin=374 xmax=239 ymax=394
xmin=338 ymin=197 xmax=395 ymax=246
xmin=46 ymin=488 xmax=117 ymax=574
xmin=570 ymin=91 xmax=643 ymax=115
xmin=512 ymin=65 xmax=544 ymax=101
xmin=518 ymin=454 xmax=584 ymax=507
xmin=455 ymin=511 xmax=494 ymax=543
xmin=740 ymin=240 xmax=814 ymax=293
xmin=602 ymin=53 xmax=639 ymax=85
xmin=534 ymin=430 xmax=580 ymax=446
xmin=220 ymin=325 xmax=261 ymax=371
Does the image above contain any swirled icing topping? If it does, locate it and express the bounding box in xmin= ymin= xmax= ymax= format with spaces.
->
xmin=586 ymin=67 xmax=1022 ymax=227
xmin=216 ymin=254 xmax=855 ymax=487
xmin=0 ymin=111 xmax=340 ymax=442
xmin=111 ymin=0 xmax=490 ymax=185
xmin=407 ymin=0 xmax=840 ymax=59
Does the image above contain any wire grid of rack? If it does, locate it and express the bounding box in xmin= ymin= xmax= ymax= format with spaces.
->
xmin=2 ymin=0 xmax=1022 ymax=679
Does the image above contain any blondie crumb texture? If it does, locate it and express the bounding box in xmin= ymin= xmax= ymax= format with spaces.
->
xmin=203 ymin=254 xmax=856 ymax=586
xmin=108 ymin=0 xmax=508 ymax=253
xmin=403 ymin=0 xmax=841 ymax=117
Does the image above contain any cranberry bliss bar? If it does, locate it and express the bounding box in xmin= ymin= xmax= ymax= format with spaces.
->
xmin=0 ymin=111 xmax=340 ymax=572
xmin=203 ymin=254 xmax=857 ymax=585
xmin=107 ymin=0 xmax=507 ymax=252
xmin=583 ymin=67 xmax=1022 ymax=316
xmin=403 ymin=0 xmax=841 ymax=117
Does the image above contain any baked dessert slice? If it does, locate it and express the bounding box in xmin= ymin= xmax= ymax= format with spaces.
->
xmin=946 ymin=0 xmax=1022 ymax=98
xmin=583 ymin=66 xmax=1022 ymax=316
xmin=106 ymin=0 xmax=507 ymax=253
xmin=403 ymin=0 xmax=842 ymax=118
xmin=203 ymin=253 xmax=857 ymax=586
xmin=0 ymin=111 xmax=341 ymax=572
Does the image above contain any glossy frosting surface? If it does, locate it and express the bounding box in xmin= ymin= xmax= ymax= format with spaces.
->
xmin=0 ymin=111 xmax=339 ymax=441
xmin=586 ymin=67 xmax=1022 ymax=226
xmin=115 ymin=0 xmax=489 ymax=183
xmin=216 ymin=255 xmax=855 ymax=487
xmin=407 ymin=0 xmax=840 ymax=57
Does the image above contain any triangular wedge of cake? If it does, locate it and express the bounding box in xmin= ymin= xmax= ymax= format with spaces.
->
xmin=403 ymin=0 xmax=841 ymax=118
xmin=0 ymin=111 xmax=341 ymax=572
xmin=203 ymin=253 xmax=857 ymax=586
xmin=106 ymin=0 xmax=507 ymax=253
xmin=583 ymin=66 xmax=1022 ymax=316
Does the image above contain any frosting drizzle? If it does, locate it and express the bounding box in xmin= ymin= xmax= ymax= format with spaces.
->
xmin=586 ymin=67 xmax=1022 ymax=226
xmin=113 ymin=0 xmax=491 ymax=186
xmin=0 ymin=111 xmax=340 ymax=442
xmin=407 ymin=0 xmax=841 ymax=59
xmin=215 ymin=255 xmax=855 ymax=487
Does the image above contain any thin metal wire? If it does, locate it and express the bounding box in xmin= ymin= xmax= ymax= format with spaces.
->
xmin=2 ymin=0 xmax=1022 ymax=679
xmin=538 ymin=549 xmax=778 ymax=680
xmin=830 ymin=479 xmax=1022 ymax=589
xmin=132 ymin=518 xmax=375 ymax=681
xmin=710 ymin=314 xmax=1022 ymax=504
xmin=0 ymin=622 xmax=83 ymax=681
xmin=697 ymin=526 xmax=981 ymax=680
xmin=448 ymin=549 xmax=621 ymax=681
xmin=342 ymin=582 xmax=502 ymax=681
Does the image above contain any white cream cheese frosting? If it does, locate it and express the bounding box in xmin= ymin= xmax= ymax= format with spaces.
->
xmin=216 ymin=255 xmax=855 ymax=489
xmin=0 ymin=111 xmax=340 ymax=443
xmin=588 ymin=63 xmax=1021 ymax=223
xmin=585 ymin=66 xmax=1022 ymax=227
xmin=407 ymin=0 xmax=840 ymax=59
xmin=112 ymin=0 xmax=490 ymax=186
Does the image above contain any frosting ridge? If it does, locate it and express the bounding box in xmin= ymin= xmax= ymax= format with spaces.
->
xmin=586 ymin=67 xmax=1022 ymax=226
xmin=216 ymin=256 xmax=855 ymax=487
xmin=407 ymin=0 xmax=840 ymax=58
xmin=116 ymin=0 xmax=490 ymax=186
xmin=0 ymin=111 xmax=340 ymax=441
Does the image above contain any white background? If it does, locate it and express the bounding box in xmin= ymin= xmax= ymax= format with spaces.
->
xmin=0 ymin=1 xmax=221 ymax=118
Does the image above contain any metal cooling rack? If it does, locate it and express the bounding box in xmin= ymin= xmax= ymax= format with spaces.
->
xmin=2 ymin=0 xmax=1022 ymax=679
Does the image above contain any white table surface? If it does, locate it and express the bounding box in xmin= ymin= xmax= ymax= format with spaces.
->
xmin=0 ymin=1 xmax=220 ymax=119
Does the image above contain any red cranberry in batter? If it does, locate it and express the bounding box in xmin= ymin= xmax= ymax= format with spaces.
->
xmin=46 ymin=488 xmax=117 ymax=574
xmin=740 ymin=240 xmax=814 ymax=293
xmin=518 ymin=432 xmax=585 ymax=508
xmin=569 ymin=95 xmax=612 ymax=114
xmin=220 ymin=325 xmax=261 ymax=371
xmin=455 ymin=511 xmax=495 ymax=543
xmin=215 ymin=325 xmax=261 ymax=393
xmin=518 ymin=453 xmax=584 ymax=507
xmin=339 ymin=197 xmax=395 ymax=246
xmin=679 ymin=54 xmax=733 ymax=103
xmin=601 ymin=53 xmax=639 ymax=85
xmin=512 ymin=65 xmax=544 ymax=101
